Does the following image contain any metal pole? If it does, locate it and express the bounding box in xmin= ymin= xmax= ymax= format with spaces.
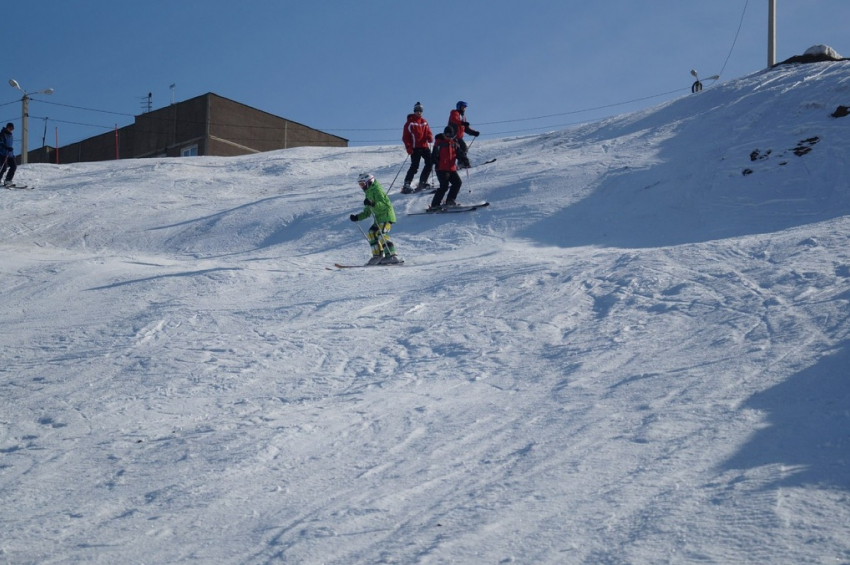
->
xmin=354 ymin=219 xmax=371 ymax=243
xmin=388 ymin=155 xmax=408 ymax=192
xmin=768 ymin=0 xmax=777 ymax=68
xmin=21 ymin=94 xmax=29 ymax=164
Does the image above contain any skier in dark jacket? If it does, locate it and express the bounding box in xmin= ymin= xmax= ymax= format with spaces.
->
xmin=428 ymin=125 xmax=468 ymax=211
xmin=0 ymin=123 xmax=17 ymax=186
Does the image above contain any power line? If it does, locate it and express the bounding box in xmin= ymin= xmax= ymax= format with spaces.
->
xmin=29 ymin=116 xmax=114 ymax=130
xmin=37 ymin=99 xmax=135 ymax=117
xmin=24 ymin=81 xmax=696 ymax=145
xmin=476 ymin=88 xmax=689 ymax=126
xmin=719 ymin=0 xmax=750 ymax=78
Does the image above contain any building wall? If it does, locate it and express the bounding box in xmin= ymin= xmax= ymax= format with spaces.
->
xmin=52 ymin=125 xmax=136 ymax=164
xmin=31 ymin=93 xmax=347 ymax=164
xmin=134 ymin=96 xmax=207 ymax=158
xmin=207 ymin=94 xmax=347 ymax=152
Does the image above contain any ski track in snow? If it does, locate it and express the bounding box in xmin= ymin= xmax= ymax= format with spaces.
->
xmin=1 ymin=63 xmax=850 ymax=564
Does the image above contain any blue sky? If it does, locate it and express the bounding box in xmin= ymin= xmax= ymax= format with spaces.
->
xmin=2 ymin=1 xmax=848 ymax=150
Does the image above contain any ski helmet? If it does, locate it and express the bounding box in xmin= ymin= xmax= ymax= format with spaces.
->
xmin=413 ymin=101 xmax=424 ymax=113
xmin=443 ymin=125 xmax=455 ymax=138
xmin=358 ymin=172 xmax=374 ymax=186
xmin=456 ymin=101 xmax=468 ymax=111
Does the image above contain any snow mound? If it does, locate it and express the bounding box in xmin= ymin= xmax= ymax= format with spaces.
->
xmin=779 ymin=43 xmax=847 ymax=65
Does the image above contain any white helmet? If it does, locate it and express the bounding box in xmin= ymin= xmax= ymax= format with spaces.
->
xmin=358 ymin=172 xmax=374 ymax=186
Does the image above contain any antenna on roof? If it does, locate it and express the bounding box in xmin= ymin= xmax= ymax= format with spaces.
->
xmin=170 ymin=84 xmax=176 ymax=105
xmin=139 ymin=92 xmax=152 ymax=113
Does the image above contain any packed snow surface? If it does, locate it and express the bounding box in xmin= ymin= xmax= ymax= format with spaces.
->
xmin=2 ymin=62 xmax=850 ymax=564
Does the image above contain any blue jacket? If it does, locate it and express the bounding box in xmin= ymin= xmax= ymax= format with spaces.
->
xmin=0 ymin=128 xmax=13 ymax=158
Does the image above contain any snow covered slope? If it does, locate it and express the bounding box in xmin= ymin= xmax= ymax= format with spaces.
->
xmin=1 ymin=62 xmax=849 ymax=564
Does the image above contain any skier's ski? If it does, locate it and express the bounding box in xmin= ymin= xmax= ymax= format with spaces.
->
xmin=4 ymin=183 xmax=32 ymax=190
xmin=408 ymin=202 xmax=489 ymax=216
xmin=466 ymin=158 xmax=496 ymax=169
xmin=398 ymin=185 xmax=432 ymax=195
xmin=332 ymin=260 xmax=405 ymax=269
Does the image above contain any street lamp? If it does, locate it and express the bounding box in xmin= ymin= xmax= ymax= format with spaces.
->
xmin=690 ymin=70 xmax=720 ymax=93
xmin=9 ymin=79 xmax=54 ymax=165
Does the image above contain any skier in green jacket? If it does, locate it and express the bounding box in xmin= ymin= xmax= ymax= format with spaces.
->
xmin=349 ymin=173 xmax=402 ymax=265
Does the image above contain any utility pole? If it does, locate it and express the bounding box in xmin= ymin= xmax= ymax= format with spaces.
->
xmin=9 ymin=79 xmax=54 ymax=165
xmin=768 ymin=0 xmax=777 ymax=67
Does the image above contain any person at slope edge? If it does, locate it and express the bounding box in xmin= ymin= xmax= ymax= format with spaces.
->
xmin=448 ymin=100 xmax=479 ymax=166
xmin=401 ymin=101 xmax=434 ymax=193
xmin=428 ymin=125 xmax=468 ymax=211
xmin=0 ymin=123 xmax=18 ymax=186
xmin=349 ymin=173 xmax=401 ymax=265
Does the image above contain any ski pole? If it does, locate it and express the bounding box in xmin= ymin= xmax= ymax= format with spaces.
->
xmin=387 ymin=154 xmax=409 ymax=192
xmin=462 ymin=138 xmax=473 ymax=196
xmin=356 ymin=216 xmax=391 ymax=258
xmin=0 ymin=154 xmax=10 ymax=186
xmin=370 ymin=212 xmax=396 ymax=257
xmin=353 ymin=219 xmax=382 ymax=261
xmin=425 ymin=149 xmax=436 ymax=189
xmin=353 ymin=219 xmax=370 ymax=242
xmin=372 ymin=217 xmax=389 ymax=255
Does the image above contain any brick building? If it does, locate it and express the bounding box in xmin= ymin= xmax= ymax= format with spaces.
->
xmin=28 ymin=93 xmax=347 ymax=164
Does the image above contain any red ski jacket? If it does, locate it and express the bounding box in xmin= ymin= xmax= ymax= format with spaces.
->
xmin=448 ymin=110 xmax=466 ymax=139
xmin=449 ymin=109 xmax=480 ymax=140
xmin=402 ymin=114 xmax=433 ymax=153
xmin=431 ymin=133 xmax=466 ymax=172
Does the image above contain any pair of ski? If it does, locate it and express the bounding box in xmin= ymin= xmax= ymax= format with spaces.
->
xmin=405 ymin=157 xmax=494 ymax=215
xmin=408 ymin=202 xmax=489 ymax=216
xmin=331 ymin=260 xmax=406 ymax=269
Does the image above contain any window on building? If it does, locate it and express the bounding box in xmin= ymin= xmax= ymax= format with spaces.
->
xmin=181 ymin=145 xmax=199 ymax=157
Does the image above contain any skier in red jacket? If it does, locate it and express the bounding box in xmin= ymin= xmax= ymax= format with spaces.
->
xmin=401 ymin=102 xmax=434 ymax=193
xmin=447 ymin=101 xmax=479 ymax=166
xmin=428 ymin=125 xmax=469 ymax=211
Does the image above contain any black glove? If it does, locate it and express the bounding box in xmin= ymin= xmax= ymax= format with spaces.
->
xmin=462 ymin=121 xmax=470 ymax=127
xmin=363 ymin=198 xmax=374 ymax=207
xmin=467 ymin=128 xmax=480 ymax=137
xmin=459 ymin=157 xmax=471 ymax=169
xmin=349 ymin=214 xmax=359 ymax=222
